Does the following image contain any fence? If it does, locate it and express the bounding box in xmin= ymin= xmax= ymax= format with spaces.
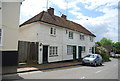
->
xmin=18 ymin=41 xmax=39 ymax=64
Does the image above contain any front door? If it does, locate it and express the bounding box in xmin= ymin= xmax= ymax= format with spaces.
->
xmin=43 ymin=46 xmax=48 ymax=63
xmin=73 ymin=46 xmax=76 ymax=60
xmin=78 ymin=46 xmax=82 ymax=61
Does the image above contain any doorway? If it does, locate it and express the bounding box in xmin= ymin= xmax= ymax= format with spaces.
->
xmin=43 ymin=46 xmax=48 ymax=63
xmin=73 ymin=46 xmax=77 ymax=60
xmin=78 ymin=46 xmax=82 ymax=61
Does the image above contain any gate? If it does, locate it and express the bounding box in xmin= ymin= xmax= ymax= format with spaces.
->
xmin=18 ymin=41 xmax=39 ymax=64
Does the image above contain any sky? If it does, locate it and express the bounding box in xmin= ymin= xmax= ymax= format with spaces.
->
xmin=20 ymin=0 xmax=119 ymax=42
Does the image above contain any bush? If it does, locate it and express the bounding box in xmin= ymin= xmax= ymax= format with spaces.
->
xmin=95 ymin=46 xmax=110 ymax=62
xmin=115 ymin=49 xmax=120 ymax=54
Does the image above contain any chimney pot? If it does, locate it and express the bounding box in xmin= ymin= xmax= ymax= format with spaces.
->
xmin=47 ymin=7 xmax=54 ymax=15
xmin=61 ymin=14 xmax=67 ymax=19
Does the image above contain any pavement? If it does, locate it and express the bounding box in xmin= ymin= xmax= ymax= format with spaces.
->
xmin=2 ymin=60 xmax=82 ymax=75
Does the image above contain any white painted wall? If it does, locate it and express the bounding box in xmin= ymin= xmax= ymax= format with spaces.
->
xmin=19 ymin=21 xmax=95 ymax=64
xmin=0 ymin=2 xmax=21 ymax=51
xmin=19 ymin=23 xmax=38 ymax=42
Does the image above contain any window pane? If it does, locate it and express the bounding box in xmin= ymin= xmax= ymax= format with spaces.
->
xmin=0 ymin=29 xmax=2 ymax=45
xmin=50 ymin=28 xmax=53 ymax=34
xmin=49 ymin=46 xmax=58 ymax=56
xmin=67 ymin=45 xmax=73 ymax=55
xmin=56 ymin=47 xmax=57 ymax=55
xmin=54 ymin=28 xmax=56 ymax=35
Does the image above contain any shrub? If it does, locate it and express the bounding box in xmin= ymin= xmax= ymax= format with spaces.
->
xmin=95 ymin=46 xmax=110 ymax=62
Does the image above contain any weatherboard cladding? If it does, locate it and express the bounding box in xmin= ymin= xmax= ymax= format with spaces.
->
xmin=20 ymin=11 xmax=96 ymax=37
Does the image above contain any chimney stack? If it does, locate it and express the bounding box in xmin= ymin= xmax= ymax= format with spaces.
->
xmin=47 ymin=7 xmax=54 ymax=15
xmin=61 ymin=14 xmax=67 ymax=20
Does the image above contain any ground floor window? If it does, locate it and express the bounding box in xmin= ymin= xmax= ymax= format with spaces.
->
xmin=0 ymin=28 xmax=3 ymax=45
xmin=82 ymin=46 xmax=86 ymax=52
xmin=67 ymin=45 xmax=73 ymax=55
xmin=89 ymin=47 xmax=92 ymax=53
xmin=49 ymin=46 xmax=58 ymax=57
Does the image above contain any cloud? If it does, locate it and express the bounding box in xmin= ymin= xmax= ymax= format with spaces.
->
xmin=50 ymin=0 xmax=80 ymax=10
xmin=20 ymin=0 xmax=47 ymax=24
xmin=68 ymin=0 xmax=118 ymax=42
xmin=20 ymin=0 xmax=119 ymax=42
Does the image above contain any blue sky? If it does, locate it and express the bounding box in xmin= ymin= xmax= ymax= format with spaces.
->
xmin=20 ymin=0 xmax=119 ymax=42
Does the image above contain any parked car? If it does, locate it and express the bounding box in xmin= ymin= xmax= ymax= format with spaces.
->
xmin=110 ymin=52 xmax=115 ymax=57
xmin=82 ymin=54 xmax=103 ymax=67
xmin=115 ymin=54 xmax=120 ymax=57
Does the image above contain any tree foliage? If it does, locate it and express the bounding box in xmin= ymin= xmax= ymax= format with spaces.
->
xmin=95 ymin=46 xmax=110 ymax=62
xmin=99 ymin=37 xmax=113 ymax=45
xmin=114 ymin=42 xmax=120 ymax=49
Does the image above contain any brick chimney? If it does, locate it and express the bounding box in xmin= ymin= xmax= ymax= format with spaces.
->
xmin=61 ymin=14 xmax=67 ymax=20
xmin=47 ymin=7 xmax=54 ymax=15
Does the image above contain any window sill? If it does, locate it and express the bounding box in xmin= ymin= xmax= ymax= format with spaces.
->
xmin=82 ymin=51 xmax=85 ymax=53
xmin=69 ymin=38 xmax=73 ymax=39
xmin=67 ymin=54 xmax=72 ymax=55
xmin=50 ymin=34 xmax=56 ymax=37
xmin=49 ymin=55 xmax=58 ymax=57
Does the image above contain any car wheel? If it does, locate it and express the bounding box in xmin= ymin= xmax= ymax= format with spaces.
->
xmin=100 ymin=63 xmax=102 ymax=66
xmin=94 ymin=62 xmax=97 ymax=67
xmin=82 ymin=62 xmax=85 ymax=65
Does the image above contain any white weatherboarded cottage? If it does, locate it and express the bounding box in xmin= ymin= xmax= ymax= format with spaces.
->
xmin=19 ymin=8 xmax=96 ymax=64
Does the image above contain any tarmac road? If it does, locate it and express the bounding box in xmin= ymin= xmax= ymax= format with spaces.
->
xmin=16 ymin=58 xmax=118 ymax=79
xmin=2 ymin=58 xmax=119 ymax=80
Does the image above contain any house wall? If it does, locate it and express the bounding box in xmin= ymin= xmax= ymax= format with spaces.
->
xmin=0 ymin=1 xmax=22 ymax=67
xmin=0 ymin=1 xmax=2 ymax=49
xmin=0 ymin=2 xmax=21 ymax=51
xmin=19 ymin=22 xmax=95 ymax=64
xmin=19 ymin=23 xmax=38 ymax=42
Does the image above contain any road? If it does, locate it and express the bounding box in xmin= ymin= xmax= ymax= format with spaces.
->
xmin=3 ymin=58 xmax=119 ymax=79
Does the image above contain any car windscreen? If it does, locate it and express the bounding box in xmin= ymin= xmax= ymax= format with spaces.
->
xmin=85 ymin=54 xmax=97 ymax=58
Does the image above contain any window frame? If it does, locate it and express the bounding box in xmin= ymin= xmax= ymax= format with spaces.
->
xmin=89 ymin=47 xmax=92 ymax=53
xmin=67 ymin=45 xmax=73 ymax=55
xmin=80 ymin=34 xmax=85 ymax=40
xmin=90 ymin=36 xmax=94 ymax=42
xmin=50 ymin=27 xmax=56 ymax=36
xmin=0 ymin=28 xmax=3 ymax=46
xmin=82 ymin=46 xmax=85 ymax=53
xmin=69 ymin=31 xmax=73 ymax=39
xmin=49 ymin=46 xmax=58 ymax=57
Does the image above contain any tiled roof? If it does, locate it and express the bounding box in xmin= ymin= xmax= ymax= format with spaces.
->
xmin=20 ymin=11 xmax=96 ymax=37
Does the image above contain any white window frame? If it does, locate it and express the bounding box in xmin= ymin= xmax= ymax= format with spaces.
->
xmin=49 ymin=46 xmax=58 ymax=57
xmin=67 ymin=45 xmax=73 ymax=55
xmin=50 ymin=27 xmax=56 ymax=36
xmin=69 ymin=31 xmax=73 ymax=39
xmin=82 ymin=46 xmax=85 ymax=53
xmin=0 ymin=28 xmax=3 ymax=46
xmin=90 ymin=36 xmax=93 ymax=42
xmin=80 ymin=34 xmax=85 ymax=40
xmin=89 ymin=47 xmax=92 ymax=53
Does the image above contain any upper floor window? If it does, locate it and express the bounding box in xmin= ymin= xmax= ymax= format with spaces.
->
xmin=80 ymin=34 xmax=85 ymax=40
xmin=69 ymin=31 xmax=73 ymax=39
xmin=0 ymin=28 xmax=2 ymax=45
xmin=66 ymin=30 xmax=68 ymax=34
xmin=90 ymin=36 xmax=93 ymax=42
xmin=50 ymin=27 xmax=56 ymax=36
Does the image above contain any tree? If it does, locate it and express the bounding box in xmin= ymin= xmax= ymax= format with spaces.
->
xmin=100 ymin=37 xmax=113 ymax=45
xmin=96 ymin=41 xmax=102 ymax=46
xmin=114 ymin=42 xmax=120 ymax=54
xmin=114 ymin=42 xmax=120 ymax=49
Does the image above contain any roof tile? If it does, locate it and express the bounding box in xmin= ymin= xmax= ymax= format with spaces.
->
xmin=20 ymin=11 xmax=96 ymax=37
